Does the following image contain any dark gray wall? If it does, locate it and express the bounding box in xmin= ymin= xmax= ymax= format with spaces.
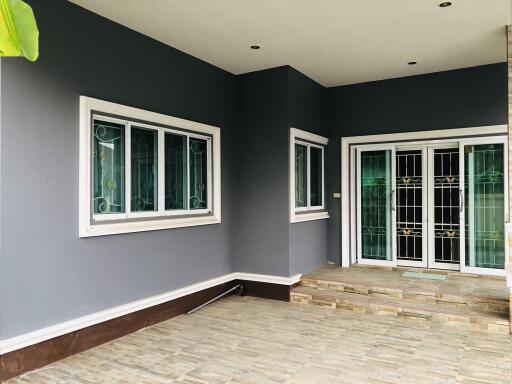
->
xmin=234 ymin=67 xmax=290 ymax=276
xmin=326 ymin=63 xmax=508 ymax=264
xmin=234 ymin=66 xmax=330 ymax=277
xmin=0 ymin=0 xmax=238 ymax=339
xmin=287 ymin=68 xmax=329 ymax=275
xmin=1 ymin=0 xmax=508 ymax=340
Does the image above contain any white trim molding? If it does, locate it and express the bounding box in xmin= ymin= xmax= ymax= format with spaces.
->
xmin=341 ymin=125 xmax=509 ymax=269
xmin=290 ymin=128 xmax=330 ymax=223
xmin=79 ymin=96 xmax=222 ymax=237
xmin=0 ymin=272 xmax=301 ymax=355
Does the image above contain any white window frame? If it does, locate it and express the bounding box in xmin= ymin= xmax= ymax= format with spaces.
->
xmin=79 ymin=96 xmax=221 ymax=237
xmin=290 ymin=128 xmax=329 ymax=223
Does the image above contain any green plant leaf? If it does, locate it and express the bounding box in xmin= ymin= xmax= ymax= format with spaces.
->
xmin=0 ymin=0 xmax=38 ymax=61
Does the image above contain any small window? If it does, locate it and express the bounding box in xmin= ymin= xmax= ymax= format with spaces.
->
xmin=80 ymin=97 xmax=221 ymax=237
xmin=290 ymin=128 xmax=329 ymax=223
xmin=294 ymin=141 xmax=324 ymax=211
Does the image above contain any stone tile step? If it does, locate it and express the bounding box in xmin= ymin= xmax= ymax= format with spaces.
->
xmin=300 ymin=272 xmax=509 ymax=316
xmin=290 ymin=286 xmax=510 ymax=334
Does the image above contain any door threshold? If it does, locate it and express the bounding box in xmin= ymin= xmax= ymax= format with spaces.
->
xmin=351 ymin=264 xmax=506 ymax=280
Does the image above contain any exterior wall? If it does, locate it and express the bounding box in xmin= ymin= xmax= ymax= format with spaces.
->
xmin=327 ymin=63 xmax=508 ymax=265
xmin=287 ymin=68 xmax=329 ymax=275
xmin=235 ymin=66 xmax=330 ymax=277
xmin=0 ymin=0 xmax=238 ymax=339
xmin=0 ymin=0 xmax=509 ymax=343
xmin=234 ymin=67 xmax=291 ymax=276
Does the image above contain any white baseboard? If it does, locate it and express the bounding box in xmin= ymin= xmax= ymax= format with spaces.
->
xmin=0 ymin=272 xmax=301 ymax=355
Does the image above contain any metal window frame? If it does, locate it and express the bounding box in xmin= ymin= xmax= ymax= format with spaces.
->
xmin=92 ymin=114 xmax=212 ymax=222
xmin=290 ymin=128 xmax=329 ymax=223
xmin=79 ymin=96 xmax=221 ymax=237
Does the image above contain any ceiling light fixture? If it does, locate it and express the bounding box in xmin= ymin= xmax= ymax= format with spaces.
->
xmin=439 ymin=2 xmax=452 ymax=7
xmin=408 ymin=61 xmax=418 ymax=65
xmin=250 ymin=45 xmax=260 ymax=50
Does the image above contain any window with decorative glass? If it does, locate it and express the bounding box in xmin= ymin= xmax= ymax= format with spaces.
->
xmin=92 ymin=115 xmax=212 ymax=223
xmin=79 ymin=97 xmax=222 ymax=237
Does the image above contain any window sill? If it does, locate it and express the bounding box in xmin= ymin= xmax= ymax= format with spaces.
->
xmin=291 ymin=211 xmax=330 ymax=223
xmin=80 ymin=215 xmax=221 ymax=237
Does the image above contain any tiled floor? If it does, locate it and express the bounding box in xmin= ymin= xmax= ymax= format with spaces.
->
xmin=7 ymin=295 xmax=512 ymax=384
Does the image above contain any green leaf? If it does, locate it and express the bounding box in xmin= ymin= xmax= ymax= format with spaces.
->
xmin=0 ymin=0 xmax=39 ymax=61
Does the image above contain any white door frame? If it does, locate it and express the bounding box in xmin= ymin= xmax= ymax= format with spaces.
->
xmin=341 ymin=125 xmax=508 ymax=276
xmin=394 ymin=145 xmax=428 ymax=268
xmin=356 ymin=144 xmax=396 ymax=267
xmin=458 ymin=136 xmax=508 ymax=276
xmin=426 ymin=143 xmax=461 ymax=271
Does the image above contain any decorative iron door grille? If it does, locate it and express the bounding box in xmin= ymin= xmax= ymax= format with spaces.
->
xmin=432 ymin=148 xmax=461 ymax=265
xmin=396 ymin=150 xmax=423 ymax=263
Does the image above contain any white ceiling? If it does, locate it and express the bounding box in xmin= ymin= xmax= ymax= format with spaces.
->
xmin=70 ymin=0 xmax=512 ymax=87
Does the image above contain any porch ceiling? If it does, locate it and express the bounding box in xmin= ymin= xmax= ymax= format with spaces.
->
xmin=70 ymin=0 xmax=511 ymax=86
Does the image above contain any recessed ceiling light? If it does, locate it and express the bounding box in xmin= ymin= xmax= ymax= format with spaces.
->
xmin=250 ymin=45 xmax=261 ymax=50
xmin=408 ymin=61 xmax=418 ymax=65
xmin=439 ymin=2 xmax=452 ymax=7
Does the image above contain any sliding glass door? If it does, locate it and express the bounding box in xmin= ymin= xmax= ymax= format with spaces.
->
xmin=460 ymin=137 xmax=508 ymax=274
xmin=356 ymin=145 xmax=396 ymax=266
xmin=353 ymin=136 xmax=508 ymax=275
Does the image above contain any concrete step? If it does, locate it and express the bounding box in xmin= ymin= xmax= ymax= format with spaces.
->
xmin=290 ymin=286 xmax=510 ymax=334
xmin=300 ymin=271 xmax=509 ymax=316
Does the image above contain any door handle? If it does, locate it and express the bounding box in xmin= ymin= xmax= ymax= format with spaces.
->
xmin=459 ymin=189 xmax=464 ymax=212
xmin=391 ymin=189 xmax=396 ymax=211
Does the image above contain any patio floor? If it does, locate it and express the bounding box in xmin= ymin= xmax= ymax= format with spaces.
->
xmin=7 ymin=295 xmax=512 ymax=384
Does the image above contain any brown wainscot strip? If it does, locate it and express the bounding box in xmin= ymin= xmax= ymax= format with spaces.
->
xmin=0 ymin=279 xmax=295 ymax=381
xmin=237 ymin=279 xmax=297 ymax=302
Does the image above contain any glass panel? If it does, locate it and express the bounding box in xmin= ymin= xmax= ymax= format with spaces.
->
xmin=189 ymin=138 xmax=208 ymax=210
xmin=131 ymin=127 xmax=158 ymax=212
xmin=310 ymin=146 xmax=323 ymax=207
xmin=295 ymin=143 xmax=308 ymax=208
xmin=361 ymin=150 xmax=392 ymax=260
xmin=465 ymin=144 xmax=505 ymax=269
xmin=396 ymin=150 xmax=423 ymax=261
xmin=165 ymin=133 xmax=187 ymax=210
xmin=433 ymin=148 xmax=460 ymax=264
xmin=93 ymin=120 xmax=125 ymax=214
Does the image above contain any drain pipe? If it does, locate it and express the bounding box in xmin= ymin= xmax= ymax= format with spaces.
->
xmin=186 ymin=283 xmax=244 ymax=315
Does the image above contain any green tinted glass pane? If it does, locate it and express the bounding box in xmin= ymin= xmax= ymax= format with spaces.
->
xmin=465 ymin=144 xmax=504 ymax=269
xmin=93 ymin=120 xmax=125 ymax=214
xmin=310 ymin=146 xmax=322 ymax=207
xmin=361 ymin=150 xmax=392 ymax=260
xmin=295 ymin=144 xmax=308 ymax=207
xmin=189 ymin=138 xmax=208 ymax=210
xmin=131 ymin=127 xmax=158 ymax=212
xmin=165 ymin=133 xmax=187 ymax=210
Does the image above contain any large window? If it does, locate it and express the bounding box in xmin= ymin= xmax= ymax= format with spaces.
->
xmin=80 ymin=97 xmax=220 ymax=237
xmin=290 ymin=128 xmax=329 ymax=223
